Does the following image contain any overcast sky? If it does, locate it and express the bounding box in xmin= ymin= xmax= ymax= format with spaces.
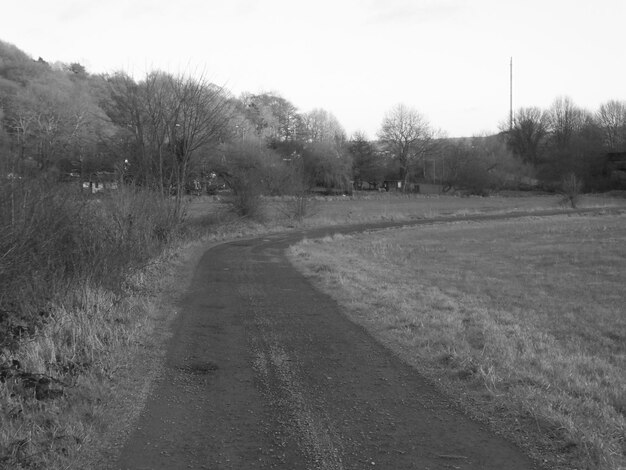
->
xmin=3 ymin=0 xmax=625 ymax=138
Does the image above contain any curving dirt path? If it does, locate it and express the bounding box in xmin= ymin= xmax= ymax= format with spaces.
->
xmin=113 ymin=215 xmax=559 ymax=470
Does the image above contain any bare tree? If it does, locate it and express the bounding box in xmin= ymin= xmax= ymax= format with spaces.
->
xmin=442 ymin=135 xmax=531 ymax=194
xmin=301 ymin=108 xmax=346 ymax=144
xmin=166 ymin=74 xmax=231 ymax=199
xmin=377 ymin=104 xmax=434 ymax=188
xmin=241 ymin=92 xmax=301 ymax=143
xmin=103 ymin=72 xmax=231 ymax=195
xmin=504 ymin=107 xmax=549 ymax=165
xmin=4 ymin=74 xmax=99 ymax=174
xmin=4 ymin=89 xmax=35 ymax=169
xmin=103 ymin=72 xmax=150 ymax=184
xmin=597 ymin=100 xmax=626 ymax=151
xmin=548 ymin=96 xmax=586 ymax=149
xmin=143 ymin=71 xmax=175 ymax=193
xmin=349 ymin=131 xmax=383 ymax=188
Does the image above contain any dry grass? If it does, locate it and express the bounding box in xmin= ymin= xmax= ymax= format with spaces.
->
xmin=0 ymin=258 xmax=176 ymax=469
xmin=288 ymin=213 xmax=626 ymax=470
xmin=187 ymin=191 xmax=626 ymax=229
xmin=0 ymin=182 xmax=188 ymax=469
xmin=0 ymin=234 xmax=209 ymax=469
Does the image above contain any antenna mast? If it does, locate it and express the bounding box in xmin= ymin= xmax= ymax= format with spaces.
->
xmin=509 ymin=57 xmax=513 ymax=131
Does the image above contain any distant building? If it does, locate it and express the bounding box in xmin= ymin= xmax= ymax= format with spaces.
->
xmin=381 ymin=180 xmax=442 ymax=194
xmin=82 ymin=171 xmax=117 ymax=193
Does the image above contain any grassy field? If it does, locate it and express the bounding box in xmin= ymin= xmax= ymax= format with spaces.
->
xmin=186 ymin=191 xmax=626 ymax=227
xmin=288 ymin=213 xmax=626 ymax=470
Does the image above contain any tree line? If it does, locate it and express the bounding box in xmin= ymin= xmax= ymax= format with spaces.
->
xmin=1 ymin=38 xmax=625 ymax=198
xmin=502 ymin=96 xmax=626 ymax=190
xmin=370 ymin=98 xmax=626 ymax=194
xmin=0 ymin=40 xmax=353 ymax=200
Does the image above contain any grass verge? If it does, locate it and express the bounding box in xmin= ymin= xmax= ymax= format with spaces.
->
xmin=287 ymin=213 xmax=626 ymax=470
xmin=0 ymin=182 xmax=187 ymax=469
xmin=187 ymin=191 xmax=626 ymax=228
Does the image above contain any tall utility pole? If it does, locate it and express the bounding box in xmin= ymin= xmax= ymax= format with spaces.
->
xmin=509 ymin=57 xmax=513 ymax=131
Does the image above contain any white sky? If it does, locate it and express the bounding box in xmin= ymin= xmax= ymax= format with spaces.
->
xmin=3 ymin=0 xmax=625 ymax=138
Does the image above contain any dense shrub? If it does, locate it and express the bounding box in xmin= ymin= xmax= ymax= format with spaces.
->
xmin=216 ymin=139 xmax=275 ymax=219
xmin=560 ymin=172 xmax=583 ymax=208
xmin=277 ymin=193 xmax=319 ymax=222
xmin=0 ymin=180 xmax=186 ymax=349
xmin=226 ymin=169 xmax=265 ymax=220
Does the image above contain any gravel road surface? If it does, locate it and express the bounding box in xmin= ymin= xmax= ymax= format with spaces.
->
xmin=116 ymin=218 xmax=543 ymax=470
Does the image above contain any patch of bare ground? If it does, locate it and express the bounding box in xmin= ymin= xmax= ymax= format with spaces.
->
xmin=288 ymin=213 xmax=626 ymax=470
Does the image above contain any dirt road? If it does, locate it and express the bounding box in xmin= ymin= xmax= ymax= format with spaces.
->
xmin=116 ymin=219 xmax=541 ymax=469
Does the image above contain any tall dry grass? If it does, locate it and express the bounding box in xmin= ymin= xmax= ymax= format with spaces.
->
xmin=0 ymin=181 xmax=184 ymax=309
xmin=0 ymin=179 xmax=187 ymax=468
